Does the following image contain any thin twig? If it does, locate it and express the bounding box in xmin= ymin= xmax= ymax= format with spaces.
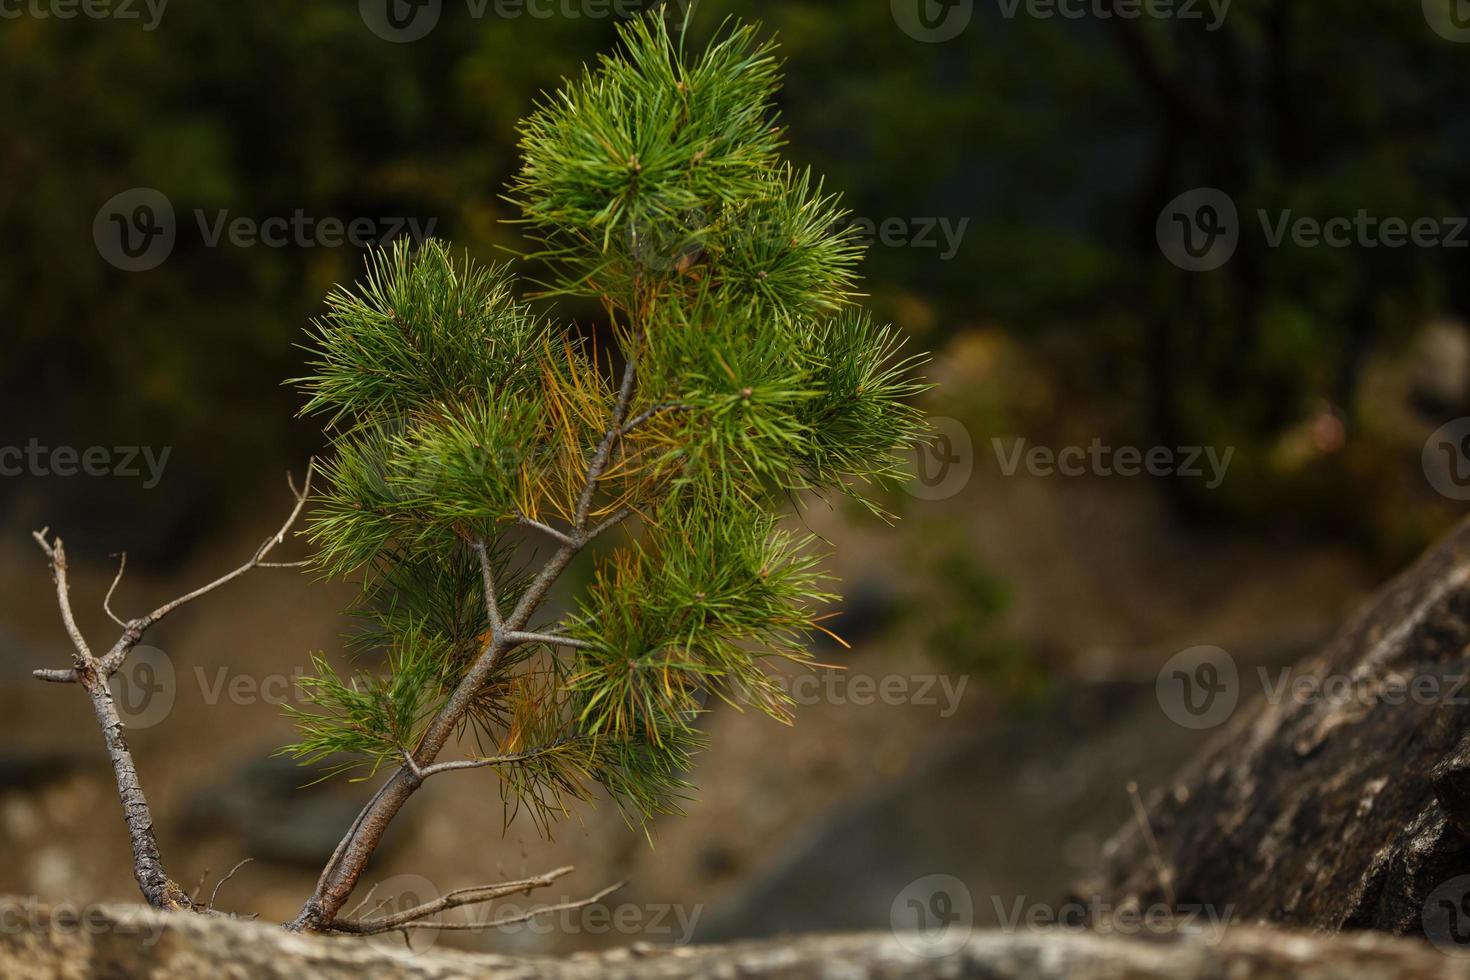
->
xmin=94 ymin=459 xmax=315 ymax=677
xmin=104 ymin=553 xmax=128 ymax=628
xmin=503 ymin=631 xmax=590 ymax=649
xmin=1128 ymin=780 xmax=1177 ymax=911
xmin=32 ymin=530 xmax=93 ymax=667
xmin=190 ymin=868 xmax=210 ymax=906
xmin=208 ymin=858 xmax=254 ymax=913
xmin=346 ymin=882 xmax=384 ymax=921
xmin=327 ymin=866 xmax=581 ymax=934
xmin=474 ymin=538 xmax=503 ymax=632
xmin=397 ymin=881 xmax=627 ymax=933
xmin=620 ymin=401 xmax=685 ymax=436
xmin=404 ymin=737 xmax=579 ymax=782
xmin=516 ymin=516 xmax=578 ymax=548
xmin=585 ymin=506 xmax=635 ymax=544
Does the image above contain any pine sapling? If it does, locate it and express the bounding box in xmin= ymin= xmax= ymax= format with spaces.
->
xmin=30 ymin=13 xmax=929 ymax=938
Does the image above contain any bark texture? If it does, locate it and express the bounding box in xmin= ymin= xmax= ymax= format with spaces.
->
xmin=3 ymin=897 xmax=1469 ymax=980
xmin=1078 ymin=515 xmax=1470 ymax=939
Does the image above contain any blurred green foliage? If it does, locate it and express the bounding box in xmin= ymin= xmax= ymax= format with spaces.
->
xmin=5 ymin=0 xmax=1470 ymax=558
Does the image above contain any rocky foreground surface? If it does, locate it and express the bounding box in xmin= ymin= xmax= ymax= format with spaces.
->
xmin=4 ymin=897 xmax=1470 ymax=979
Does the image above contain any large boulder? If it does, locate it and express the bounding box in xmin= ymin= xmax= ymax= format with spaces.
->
xmin=1078 ymin=516 xmax=1470 ymax=943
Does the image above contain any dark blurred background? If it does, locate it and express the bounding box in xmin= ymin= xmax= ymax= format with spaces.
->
xmin=3 ymin=0 xmax=1469 ymax=954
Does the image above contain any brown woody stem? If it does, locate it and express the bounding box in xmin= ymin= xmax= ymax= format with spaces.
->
xmin=289 ymin=340 xmax=643 ymax=933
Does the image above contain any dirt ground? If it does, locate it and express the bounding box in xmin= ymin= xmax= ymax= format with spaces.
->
xmin=0 ymin=445 xmax=1375 ymax=955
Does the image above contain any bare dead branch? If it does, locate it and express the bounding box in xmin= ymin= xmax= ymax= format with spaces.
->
xmin=332 ymin=868 xmax=576 ymax=933
xmin=30 ymin=466 xmax=314 ymax=915
xmin=326 ymin=866 xmax=624 ymax=935
xmin=396 ymin=880 xmax=626 ymax=934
